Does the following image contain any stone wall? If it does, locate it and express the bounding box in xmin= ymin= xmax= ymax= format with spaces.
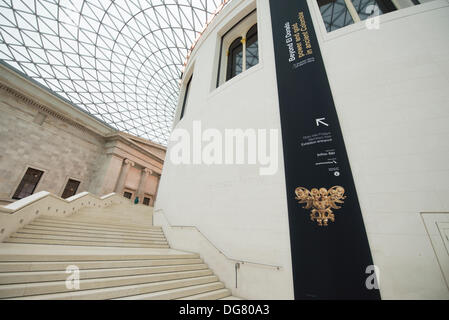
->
xmin=0 ymin=86 xmax=105 ymax=201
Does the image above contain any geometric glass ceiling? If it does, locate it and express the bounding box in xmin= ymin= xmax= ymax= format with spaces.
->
xmin=0 ymin=0 xmax=227 ymax=145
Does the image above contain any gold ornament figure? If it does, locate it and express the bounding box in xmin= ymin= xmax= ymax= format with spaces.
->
xmin=294 ymin=186 xmax=346 ymax=226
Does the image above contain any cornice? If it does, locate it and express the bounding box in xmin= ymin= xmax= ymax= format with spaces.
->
xmin=0 ymin=62 xmax=117 ymax=137
xmin=105 ymin=133 xmax=165 ymax=165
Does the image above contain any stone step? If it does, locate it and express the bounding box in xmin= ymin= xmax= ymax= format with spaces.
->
xmin=0 ymin=252 xmax=199 ymax=262
xmin=72 ymin=212 xmax=149 ymax=219
xmin=70 ymin=215 xmax=151 ymax=222
xmin=0 ymin=264 xmax=208 ymax=284
xmin=9 ymin=232 xmax=168 ymax=245
xmin=219 ymin=296 xmax=244 ymax=300
xmin=116 ymin=282 xmax=225 ymax=300
xmin=27 ymin=221 xmax=163 ymax=236
xmin=16 ymin=228 xmax=166 ymax=241
xmin=4 ymin=237 xmax=170 ymax=248
xmin=0 ymin=269 xmax=214 ymax=298
xmin=0 ymin=258 xmax=203 ymax=272
xmin=7 ymin=275 xmax=219 ymax=300
xmin=177 ymin=288 xmax=231 ymax=300
xmin=36 ymin=216 xmax=156 ymax=230
xmin=23 ymin=224 xmax=164 ymax=237
xmin=32 ymin=219 xmax=160 ymax=233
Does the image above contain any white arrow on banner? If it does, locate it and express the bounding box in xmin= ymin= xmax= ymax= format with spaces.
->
xmin=315 ymin=118 xmax=329 ymax=127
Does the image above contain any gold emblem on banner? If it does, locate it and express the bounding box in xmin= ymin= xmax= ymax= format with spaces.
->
xmin=294 ymin=186 xmax=346 ymax=226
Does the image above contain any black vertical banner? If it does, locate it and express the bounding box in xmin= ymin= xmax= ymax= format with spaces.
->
xmin=269 ymin=1 xmax=380 ymax=299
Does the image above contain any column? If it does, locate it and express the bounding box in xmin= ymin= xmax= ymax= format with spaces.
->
xmin=241 ymin=37 xmax=247 ymax=71
xmin=114 ymin=158 xmax=135 ymax=195
xmin=136 ymin=168 xmax=152 ymax=203
xmin=151 ymin=174 xmax=161 ymax=206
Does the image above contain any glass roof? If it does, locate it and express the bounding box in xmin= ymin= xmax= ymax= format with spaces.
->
xmin=0 ymin=0 xmax=227 ymax=145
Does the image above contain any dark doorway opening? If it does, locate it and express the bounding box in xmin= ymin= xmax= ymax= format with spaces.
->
xmin=13 ymin=168 xmax=44 ymax=200
xmin=143 ymin=197 xmax=151 ymax=206
xmin=61 ymin=179 xmax=80 ymax=199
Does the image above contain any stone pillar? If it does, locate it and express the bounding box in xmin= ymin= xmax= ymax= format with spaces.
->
xmin=151 ymin=175 xmax=161 ymax=206
xmin=136 ymin=168 xmax=152 ymax=203
xmin=114 ymin=158 xmax=134 ymax=195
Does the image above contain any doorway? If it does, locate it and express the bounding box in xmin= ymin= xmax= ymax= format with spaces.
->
xmin=13 ymin=167 xmax=44 ymax=200
xmin=61 ymin=179 xmax=81 ymax=199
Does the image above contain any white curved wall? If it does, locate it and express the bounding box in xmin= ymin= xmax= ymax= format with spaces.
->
xmin=156 ymin=0 xmax=449 ymax=299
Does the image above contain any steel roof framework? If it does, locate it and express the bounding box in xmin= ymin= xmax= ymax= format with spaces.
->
xmin=0 ymin=0 xmax=226 ymax=145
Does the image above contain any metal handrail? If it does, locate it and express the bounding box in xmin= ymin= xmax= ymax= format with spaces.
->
xmin=154 ymin=209 xmax=282 ymax=270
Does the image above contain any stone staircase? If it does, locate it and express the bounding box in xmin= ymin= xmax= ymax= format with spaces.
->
xmin=0 ymin=203 xmax=235 ymax=300
xmin=4 ymin=215 xmax=169 ymax=248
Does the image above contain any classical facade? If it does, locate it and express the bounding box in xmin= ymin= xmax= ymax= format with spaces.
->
xmin=0 ymin=62 xmax=166 ymax=206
